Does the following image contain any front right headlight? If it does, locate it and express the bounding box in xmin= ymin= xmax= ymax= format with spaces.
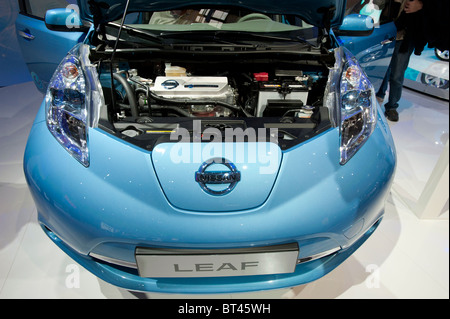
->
xmin=45 ymin=44 xmax=102 ymax=167
xmin=338 ymin=49 xmax=377 ymax=164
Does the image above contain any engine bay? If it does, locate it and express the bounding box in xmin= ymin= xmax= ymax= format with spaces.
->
xmin=92 ymin=48 xmax=335 ymax=150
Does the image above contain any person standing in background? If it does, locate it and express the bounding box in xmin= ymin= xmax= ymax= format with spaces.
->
xmin=376 ymin=0 xmax=424 ymax=122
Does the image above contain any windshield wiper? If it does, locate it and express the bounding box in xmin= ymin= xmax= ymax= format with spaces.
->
xmin=108 ymin=22 xmax=164 ymax=45
xmin=159 ymin=30 xmax=316 ymax=47
xmin=215 ymin=31 xmax=298 ymax=42
xmin=217 ymin=31 xmax=317 ymax=48
xmin=104 ymin=26 xmax=317 ymax=51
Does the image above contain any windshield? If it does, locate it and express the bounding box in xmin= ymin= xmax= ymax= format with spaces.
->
xmin=117 ymin=8 xmax=319 ymax=46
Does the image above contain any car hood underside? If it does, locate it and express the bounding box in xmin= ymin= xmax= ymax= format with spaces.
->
xmin=78 ymin=0 xmax=345 ymax=28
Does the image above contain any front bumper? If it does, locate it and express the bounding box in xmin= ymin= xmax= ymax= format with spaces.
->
xmin=24 ymin=101 xmax=396 ymax=293
xmin=40 ymin=218 xmax=381 ymax=293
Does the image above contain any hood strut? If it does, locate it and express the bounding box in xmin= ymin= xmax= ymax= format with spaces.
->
xmin=88 ymin=0 xmax=109 ymax=26
xmin=320 ymin=5 xmax=336 ymax=31
xmin=109 ymin=0 xmax=131 ymax=122
xmin=318 ymin=5 xmax=336 ymax=51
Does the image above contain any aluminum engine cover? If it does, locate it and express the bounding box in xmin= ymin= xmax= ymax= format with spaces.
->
xmin=151 ymin=76 xmax=235 ymax=105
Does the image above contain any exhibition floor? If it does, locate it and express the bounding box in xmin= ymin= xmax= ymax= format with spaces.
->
xmin=0 ymin=81 xmax=448 ymax=299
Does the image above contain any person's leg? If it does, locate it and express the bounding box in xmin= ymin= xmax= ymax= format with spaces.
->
xmin=376 ymin=65 xmax=391 ymax=102
xmin=384 ymin=39 xmax=415 ymax=121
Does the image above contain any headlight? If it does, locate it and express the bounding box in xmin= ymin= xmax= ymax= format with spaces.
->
xmin=45 ymin=44 xmax=102 ymax=167
xmin=339 ymin=50 xmax=377 ymax=164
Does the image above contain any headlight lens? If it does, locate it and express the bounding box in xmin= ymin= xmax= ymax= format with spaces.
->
xmin=339 ymin=53 xmax=377 ymax=164
xmin=45 ymin=45 xmax=95 ymax=167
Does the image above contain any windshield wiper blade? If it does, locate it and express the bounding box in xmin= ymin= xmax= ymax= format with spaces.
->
xmin=159 ymin=30 xmax=316 ymax=47
xmin=159 ymin=30 xmax=292 ymax=42
xmin=215 ymin=31 xmax=295 ymax=42
xmin=157 ymin=31 xmax=247 ymax=46
xmin=216 ymin=31 xmax=317 ymax=47
xmin=108 ymin=22 xmax=164 ymax=45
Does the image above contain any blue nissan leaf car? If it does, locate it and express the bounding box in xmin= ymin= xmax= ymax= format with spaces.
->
xmin=17 ymin=0 xmax=397 ymax=293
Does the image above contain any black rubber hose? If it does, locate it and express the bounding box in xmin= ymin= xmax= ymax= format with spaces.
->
xmin=118 ymin=103 xmax=193 ymax=117
xmin=134 ymin=88 xmax=193 ymax=117
xmin=113 ymin=73 xmax=139 ymax=118
xmin=151 ymin=105 xmax=193 ymax=117
xmin=148 ymin=91 xmax=243 ymax=115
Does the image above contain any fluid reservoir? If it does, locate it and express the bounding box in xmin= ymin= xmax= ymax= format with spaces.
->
xmin=165 ymin=64 xmax=186 ymax=77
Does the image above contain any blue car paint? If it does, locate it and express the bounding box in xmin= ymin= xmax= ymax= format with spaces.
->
xmin=337 ymin=21 xmax=397 ymax=92
xmin=40 ymin=218 xmax=381 ymax=293
xmin=152 ymin=142 xmax=282 ymax=212
xmin=44 ymin=8 xmax=84 ymax=28
xmin=337 ymin=13 xmax=374 ymax=33
xmin=24 ymin=97 xmax=396 ymax=292
xmin=19 ymin=1 xmax=398 ymax=293
xmin=15 ymin=13 xmax=85 ymax=93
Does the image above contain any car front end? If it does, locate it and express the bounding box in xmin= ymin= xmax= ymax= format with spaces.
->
xmin=23 ymin=1 xmax=396 ymax=294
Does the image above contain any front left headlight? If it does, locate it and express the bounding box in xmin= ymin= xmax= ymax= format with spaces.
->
xmin=339 ymin=50 xmax=377 ymax=164
xmin=45 ymin=44 xmax=102 ymax=167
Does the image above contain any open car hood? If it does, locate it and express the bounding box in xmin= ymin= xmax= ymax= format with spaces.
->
xmin=78 ymin=0 xmax=345 ymax=29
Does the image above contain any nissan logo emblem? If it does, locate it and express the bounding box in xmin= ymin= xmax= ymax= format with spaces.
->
xmin=195 ymin=158 xmax=241 ymax=196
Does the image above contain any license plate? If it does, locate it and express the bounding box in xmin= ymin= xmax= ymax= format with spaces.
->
xmin=135 ymin=243 xmax=299 ymax=278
